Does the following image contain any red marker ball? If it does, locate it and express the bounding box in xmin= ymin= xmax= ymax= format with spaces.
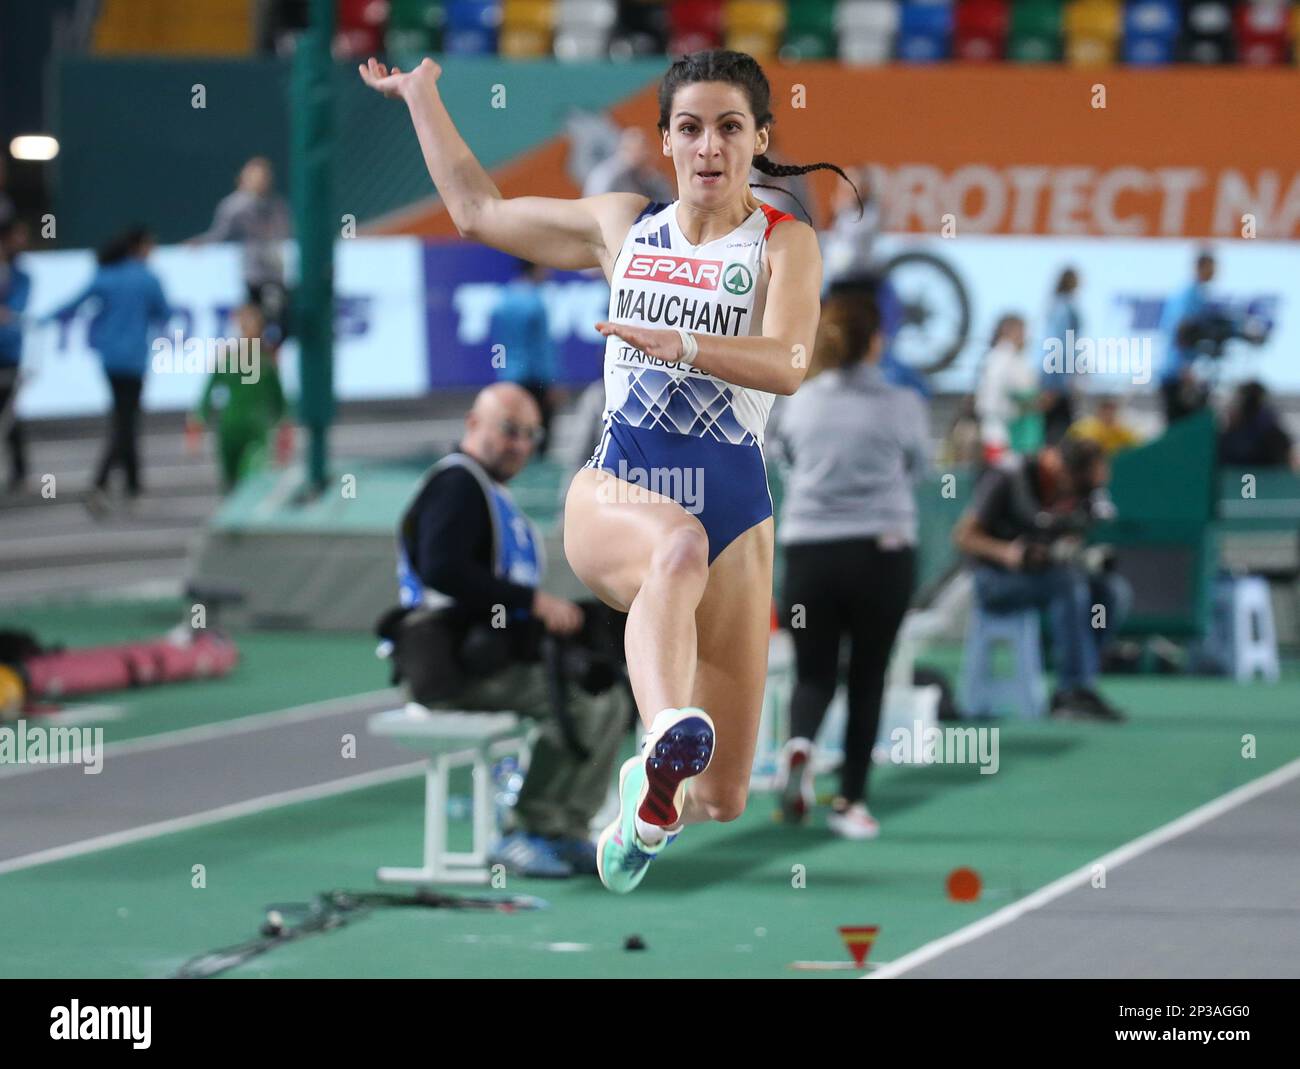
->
xmin=946 ymin=867 xmax=981 ymax=902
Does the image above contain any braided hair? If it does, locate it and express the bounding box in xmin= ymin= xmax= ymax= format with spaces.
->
xmin=657 ymin=50 xmax=862 ymax=221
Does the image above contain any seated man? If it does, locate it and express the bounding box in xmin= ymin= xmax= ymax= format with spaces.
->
xmin=387 ymin=383 xmax=629 ymax=878
xmin=1067 ymin=395 xmax=1143 ymax=457
xmin=953 ymin=437 xmax=1130 ymax=722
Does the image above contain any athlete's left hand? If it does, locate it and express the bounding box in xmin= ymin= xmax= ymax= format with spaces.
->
xmin=594 ymin=320 xmax=687 ymax=362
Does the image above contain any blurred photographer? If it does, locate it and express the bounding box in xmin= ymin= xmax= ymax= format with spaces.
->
xmin=1158 ymin=250 xmax=1270 ymax=427
xmin=953 ymin=437 xmax=1130 ymax=723
xmin=379 ymin=383 xmax=629 ymax=879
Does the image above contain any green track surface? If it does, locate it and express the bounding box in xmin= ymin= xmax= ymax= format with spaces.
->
xmin=4 ymin=649 xmax=1297 ymax=978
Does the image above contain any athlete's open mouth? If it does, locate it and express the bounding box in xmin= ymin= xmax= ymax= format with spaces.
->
xmin=695 ymin=171 xmax=723 ymax=183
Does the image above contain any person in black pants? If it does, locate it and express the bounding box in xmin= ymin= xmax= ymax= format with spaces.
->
xmin=46 ymin=226 xmax=171 ymax=514
xmin=769 ymin=286 xmax=929 ymax=839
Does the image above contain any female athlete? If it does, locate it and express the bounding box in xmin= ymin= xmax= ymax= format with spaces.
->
xmin=360 ymin=48 xmax=859 ymax=894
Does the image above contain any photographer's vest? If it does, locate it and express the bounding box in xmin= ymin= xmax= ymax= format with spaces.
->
xmin=396 ymin=452 xmax=544 ymax=620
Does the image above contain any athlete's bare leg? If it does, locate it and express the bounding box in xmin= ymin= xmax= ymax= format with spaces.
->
xmin=564 ymin=466 xmax=709 ymax=726
xmin=675 ymin=517 xmax=774 ymax=824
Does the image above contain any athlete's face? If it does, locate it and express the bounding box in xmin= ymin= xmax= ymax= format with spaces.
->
xmin=663 ymin=82 xmax=769 ymax=207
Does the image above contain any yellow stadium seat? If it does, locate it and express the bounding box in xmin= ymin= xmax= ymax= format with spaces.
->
xmin=725 ymin=30 xmax=780 ymax=60
xmin=500 ymin=27 xmax=553 ymax=57
xmin=726 ymin=0 xmax=787 ymax=36
xmin=504 ymin=0 xmax=556 ymax=33
xmin=1066 ymin=33 xmax=1116 ymax=66
xmin=94 ymin=0 xmax=254 ymax=56
xmin=1064 ymin=0 xmax=1122 ymax=40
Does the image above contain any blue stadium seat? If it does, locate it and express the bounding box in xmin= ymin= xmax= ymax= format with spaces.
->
xmin=1122 ymin=0 xmax=1178 ymax=65
xmin=897 ymin=0 xmax=953 ymax=62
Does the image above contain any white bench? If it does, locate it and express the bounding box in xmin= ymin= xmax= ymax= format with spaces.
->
xmin=368 ymin=704 xmax=532 ymax=885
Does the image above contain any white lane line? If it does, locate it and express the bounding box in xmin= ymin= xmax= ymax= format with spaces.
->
xmin=0 ymin=761 xmax=426 ymax=876
xmin=868 ymin=755 xmax=1300 ymax=979
xmin=0 ymin=688 xmax=402 ymax=780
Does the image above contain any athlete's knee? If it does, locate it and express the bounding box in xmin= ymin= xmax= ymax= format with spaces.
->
xmin=695 ymin=783 xmax=749 ymax=823
xmin=648 ymin=523 xmax=709 ymax=586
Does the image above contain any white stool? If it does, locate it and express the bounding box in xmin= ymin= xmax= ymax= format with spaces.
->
xmin=368 ymin=705 xmax=531 ymax=886
xmin=1229 ymin=576 xmax=1281 ymax=683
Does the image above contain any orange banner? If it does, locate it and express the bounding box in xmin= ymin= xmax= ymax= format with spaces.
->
xmin=376 ymin=65 xmax=1300 ymax=241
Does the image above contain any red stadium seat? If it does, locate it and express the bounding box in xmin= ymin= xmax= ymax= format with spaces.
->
xmin=954 ymin=0 xmax=1009 ymax=61
xmin=1234 ymin=1 xmax=1289 ymax=67
xmin=670 ymin=0 xmax=725 ymax=37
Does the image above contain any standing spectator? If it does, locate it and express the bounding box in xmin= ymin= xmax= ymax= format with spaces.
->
xmin=1068 ymin=395 xmax=1143 ymax=457
xmin=47 ymin=226 xmax=172 ymax=514
xmin=192 ymin=157 xmax=292 ymax=343
xmin=1218 ymin=381 xmax=1297 ymax=470
xmin=770 ymin=293 xmax=929 ymax=840
xmin=489 ymin=260 xmax=560 ymax=456
xmin=582 ymin=127 xmax=673 ymax=202
xmin=976 ymin=313 xmax=1042 ymax=459
xmin=0 ymin=219 xmax=32 ymax=494
xmin=1041 ymin=267 xmax=1082 ymax=445
xmin=186 ymin=303 xmax=290 ymax=492
xmin=1158 ymin=250 xmax=1215 ymax=426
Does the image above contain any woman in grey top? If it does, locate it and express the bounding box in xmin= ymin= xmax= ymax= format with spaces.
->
xmin=770 ymin=290 xmax=929 ymax=839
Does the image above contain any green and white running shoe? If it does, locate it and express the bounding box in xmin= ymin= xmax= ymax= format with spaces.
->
xmin=596 ymin=708 xmax=715 ymax=895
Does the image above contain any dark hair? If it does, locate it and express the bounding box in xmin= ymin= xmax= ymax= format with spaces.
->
xmin=1059 ymin=435 xmax=1107 ymax=486
xmin=815 ymin=289 xmax=882 ymax=372
xmin=1230 ymin=380 xmax=1268 ymax=427
xmin=1196 ymin=249 xmax=1215 ymax=270
xmin=97 ymin=225 xmax=153 ymax=266
xmin=657 ymin=50 xmax=862 ymax=220
xmin=1055 ymin=267 xmax=1078 ymax=296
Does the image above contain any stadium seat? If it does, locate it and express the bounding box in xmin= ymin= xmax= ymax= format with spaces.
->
xmin=782 ymin=0 xmax=837 ymax=60
xmin=443 ymin=0 xmax=501 ymax=53
xmin=386 ymin=0 xmax=442 ymax=54
xmin=501 ymin=0 xmax=554 ymax=55
xmin=1179 ymin=0 xmax=1235 ymax=64
xmin=610 ymin=0 xmax=670 ymax=56
xmin=897 ymin=1 xmax=954 ymax=63
xmin=1008 ymin=0 xmax=1063 ymax=62
xmin=554 ymin=0 xmax=616 ymax=58
xmin=1121 ymin=0 xmax=1179 ymax=65
xmin=1234 ymin=1 xmax=1290 ymax=66
xmin=94 ymin=0 xmax=257 ymax=56
xmin=836 ymin=0 xmax=900 ymax=65
xmin=725 ymin=0 xmax=786 ymax=58
xmin=1064 ymin=0 xmax=1121 ymax=65
xmin=953 ymin=0 xmax=1009 ymax=62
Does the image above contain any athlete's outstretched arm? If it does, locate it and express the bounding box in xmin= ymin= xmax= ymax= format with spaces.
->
xmin=359 ymin=57 xmax=644 ymax=272
xmin=595 ymin=219 xmax=822 ymax=396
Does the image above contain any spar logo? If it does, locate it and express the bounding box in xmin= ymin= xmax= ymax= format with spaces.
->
xmin=626 ymin=254 xmax=722 ymax=291
xmin=722 ymin=263 xmax=753 ymax=295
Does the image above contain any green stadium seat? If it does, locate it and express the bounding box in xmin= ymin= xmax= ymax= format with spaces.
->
xmin=1008 ymin=0 xmax=1063 ymax=62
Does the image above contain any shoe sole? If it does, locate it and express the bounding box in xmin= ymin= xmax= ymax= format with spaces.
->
xmin=638 ymin=710 xmax=714 ymax=828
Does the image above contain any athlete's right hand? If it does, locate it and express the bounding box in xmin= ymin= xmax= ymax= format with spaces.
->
xmin=357 ymin=56 xmax=441 ymax=101
xmin=532 ymin=591 xmax=584 ymax=636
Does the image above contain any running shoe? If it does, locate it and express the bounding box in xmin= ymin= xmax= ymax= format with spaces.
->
xmin=596 ymin=708 xmax=714 ymax=894
xmin=827 ymin=802 xmax=880 ymax=841
xmin=775 ymin=737 xmax=815 ymax=825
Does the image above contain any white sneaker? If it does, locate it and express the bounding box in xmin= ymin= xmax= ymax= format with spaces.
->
xmin=827 ymin=802 xmax=880 ymax=841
